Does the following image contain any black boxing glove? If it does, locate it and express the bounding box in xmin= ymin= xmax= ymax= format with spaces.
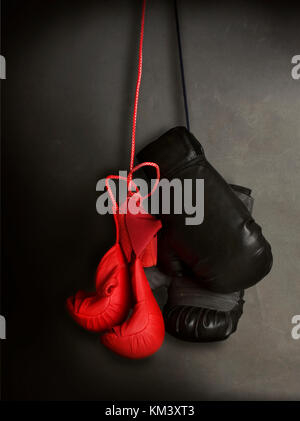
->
xmin=162 ymin=184 xmax=252 ymax=342
xmin=137 ymin=127 xmax=273 ymax=293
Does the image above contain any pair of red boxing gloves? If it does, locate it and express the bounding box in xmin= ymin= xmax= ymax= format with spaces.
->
xmin=66 ymin=170 xmax=165 ymax=359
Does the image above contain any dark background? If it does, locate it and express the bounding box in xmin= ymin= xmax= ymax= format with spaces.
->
xmin=1 ymin=0 xmax=300 ymax=400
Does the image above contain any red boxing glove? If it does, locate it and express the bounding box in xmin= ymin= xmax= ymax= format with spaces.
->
xmin=101 ymin=256 xmax=165 ymax=359
xmin=66 ymin=244 xmax=131 ymax=332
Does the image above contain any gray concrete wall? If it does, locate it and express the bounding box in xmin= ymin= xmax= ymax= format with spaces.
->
xmin=2 ymin=0 xmax=300 ymax=400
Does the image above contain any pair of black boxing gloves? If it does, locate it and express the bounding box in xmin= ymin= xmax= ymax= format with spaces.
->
xmin=137 ymin=127 xmax=273 ymax=342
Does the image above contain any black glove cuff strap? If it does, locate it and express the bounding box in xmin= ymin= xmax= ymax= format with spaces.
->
xmin=168 ymin=277 xmax=244 ymax=311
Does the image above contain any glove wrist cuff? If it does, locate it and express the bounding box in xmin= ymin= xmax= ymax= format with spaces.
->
xmin=168 ymin=277 xmax=244 ymax=311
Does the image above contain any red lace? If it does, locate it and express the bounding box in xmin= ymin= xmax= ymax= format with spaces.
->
xmin=129 ymin=0 xmax=146 ymax=173
xmin=105 ymin=0 xmax=160 ymax=243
